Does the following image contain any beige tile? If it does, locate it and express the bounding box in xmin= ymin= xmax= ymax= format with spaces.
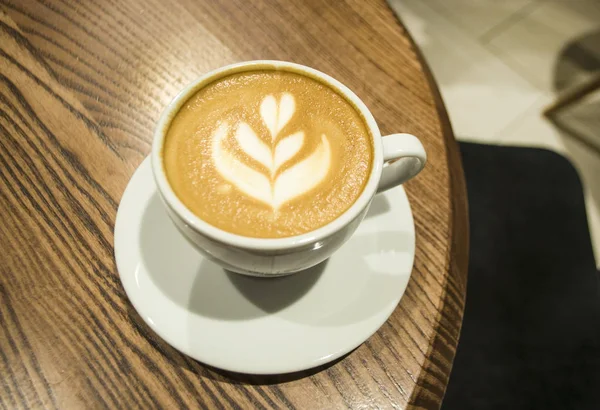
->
xmin=425 ymin=0 xmax=534 ymax=39
xmin=498 ymin=94 xmax=600 ymax=268
xmin=488 ymin=0 xmax=600 ymax=92
xmin=388 ymin=0 xmax=600 ymax=267
xmin=388 ymin=0 xmax=541 ymax=143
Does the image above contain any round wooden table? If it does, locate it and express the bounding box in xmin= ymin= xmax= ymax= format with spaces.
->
xmin=0 ymin=1 xmax=468 ymax=408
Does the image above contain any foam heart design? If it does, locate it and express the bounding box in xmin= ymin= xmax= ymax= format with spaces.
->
xmin=260 ymin=93 xmax=295 ymax=139
xmin=212 ymin=94 xmax=331 ymax=210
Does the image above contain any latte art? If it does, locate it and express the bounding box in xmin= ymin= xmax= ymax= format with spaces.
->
xmin=212 ymin=93 xmax=331 ymax=210
xmin=162 ymin=69 xmax=373 ymax=238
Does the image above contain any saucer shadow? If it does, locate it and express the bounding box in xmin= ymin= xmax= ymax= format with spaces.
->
xmin=140 ymin=193 xmax=325 ymax=321
xmin=201 ymin=349 xmax=354 ymax=385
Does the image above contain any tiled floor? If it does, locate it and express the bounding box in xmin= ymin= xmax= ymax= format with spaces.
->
xmin=388 ymin=0 xmax=600 ymax=268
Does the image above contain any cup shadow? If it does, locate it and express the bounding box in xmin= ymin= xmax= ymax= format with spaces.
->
xmin=136 ymin=189 xmax=412 ymax=381
xmin=140 ymin=191 xmax=411 ymax=326
xmin=140 ymin=193 xmax=326 ymax=321
xmin=186 ymin=260 xmax=327 ymax=320
xmin=365 ymin=194 xmax=391 ymax=219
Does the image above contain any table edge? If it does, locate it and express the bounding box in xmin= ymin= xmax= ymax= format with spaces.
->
xmin=387 ymin=7 xmax=470 ymax=409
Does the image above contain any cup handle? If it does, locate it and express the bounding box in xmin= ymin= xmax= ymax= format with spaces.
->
xmin=377 ymin=133 xmax=427 ymax=193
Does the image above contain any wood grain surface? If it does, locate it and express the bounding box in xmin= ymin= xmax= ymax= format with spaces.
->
xmin=0 ymin=0 xmax=468 ymax=408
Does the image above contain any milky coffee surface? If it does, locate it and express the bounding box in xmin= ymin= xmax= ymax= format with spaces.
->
xmin=162 ymin=70 xmax=373 ymax=238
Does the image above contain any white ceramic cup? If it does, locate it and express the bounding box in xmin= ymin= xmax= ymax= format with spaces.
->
xmin=152 ymin=61 xmax=426 ymax=276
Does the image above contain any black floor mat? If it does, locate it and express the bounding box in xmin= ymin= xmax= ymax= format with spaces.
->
xmin=442 ymin=142 xmax=600 ymax=410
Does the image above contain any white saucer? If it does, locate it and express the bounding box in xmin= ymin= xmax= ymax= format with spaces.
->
xmin=115 ymin=158 xmax=415 ymax=374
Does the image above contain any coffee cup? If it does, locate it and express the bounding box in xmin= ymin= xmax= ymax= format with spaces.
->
xmin=152 ymin=60 xmax=426 ymax=276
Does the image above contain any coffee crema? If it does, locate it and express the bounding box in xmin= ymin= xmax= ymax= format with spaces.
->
xmin=162 ymin=69 xmax=373 ymax=238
